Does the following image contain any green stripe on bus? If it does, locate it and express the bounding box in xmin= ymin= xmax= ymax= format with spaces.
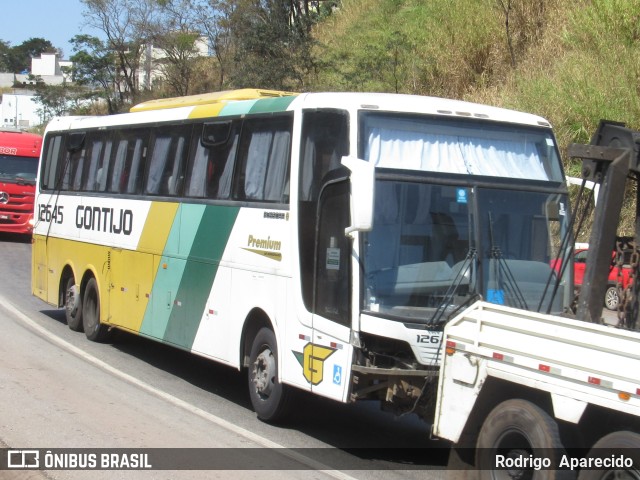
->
xmin=162 ymin=204 xmax=240 ymax=349
xmin=249 ymin=96 xmax=296 ymax=114
xmin=139 ymin=204 xmax=204 ymax=339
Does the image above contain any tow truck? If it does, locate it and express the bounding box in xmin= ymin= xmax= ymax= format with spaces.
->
xmin=432 ymin=121 xmax=640 ymax=479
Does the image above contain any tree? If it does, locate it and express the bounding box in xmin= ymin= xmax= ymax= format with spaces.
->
xmin=81 ymin=0 xmax=162 ymax=108
xmin=69 ymin=35 xmax=120 ymax=113
xmin=192 ymin=0 xmax=235 ymax=90
xmin=0 ymin=38 xmax=57 ymax=73
xmin=148 ymin=0 xmax=211 ymax=96
xmin=0 ymin=40 xmax=11 ymax=72
xmin=32 ymin=78 xmax=89 ymax=121
xmin=228 ymin=0 xmax=318 ymax=90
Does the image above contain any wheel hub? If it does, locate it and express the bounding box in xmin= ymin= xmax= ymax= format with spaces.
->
xmin=253 ymin=349 xmax=275 ymax=397
xmin=66 ymin=285 xmax=78 ymax=316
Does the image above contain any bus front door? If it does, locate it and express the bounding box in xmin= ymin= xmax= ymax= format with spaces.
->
xmin=310 ymin=179 xmax=354 ymax=403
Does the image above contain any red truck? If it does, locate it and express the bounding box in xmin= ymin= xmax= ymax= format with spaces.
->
xmin=0 ymin=129 xmax=42 ymax=235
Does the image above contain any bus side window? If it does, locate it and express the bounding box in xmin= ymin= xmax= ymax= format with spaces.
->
xmin=95 ymin=140 xmax=114 ymax=191
xmin=300 ymin=110 xmax=349 ymax=202
xmin=315 ymin=180 xmax=351 ymax=325
xmin=84 ymin=136 xmax=113 ymax=192
xmin=298 ymin=109 xmax=350 ymax=312
xmin=61 ymin=148 xmax=72 ymax=190
xmin=145 ymin=126 xmax=190 ymax=196
xmin=234 ymin=115 xmax=292 ymax=203
xmin=185 ymin=122 xmax=239 ymax=199
xmin=185 ymin=130 xmax=209 ymax=198
xmin=42 ymin=135 xmax=63 ymax=190
xmin=58 ymin=132 xmax=86 ymax=191
xmin=109 ymin=138 xmax=128 ymax=193
xmin=126 ymin=136 xmax=146 ymax=195
xmin=82 ymin=139 xmax=104 ymax=191
xmin=216 ymin=130 xmax=239 ymax=199
xmin=71 ymin=149 xmax=85 ymax=191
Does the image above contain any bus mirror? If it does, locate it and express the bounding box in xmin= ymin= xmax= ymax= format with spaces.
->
xmin=202 ymin=121 xmax=231 ymax=147
xmin=67 ymin=132 xmax=85 ymax=152
xmin=341 ymin=156 xmax=375 ymax=237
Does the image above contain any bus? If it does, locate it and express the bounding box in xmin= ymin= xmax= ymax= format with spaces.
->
xmin=32 ymin=89 xmax=571 ymax=422
xmin=0 ymin=128 xmax=42 ymax=235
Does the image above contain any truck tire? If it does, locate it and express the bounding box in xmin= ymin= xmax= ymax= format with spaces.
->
xmin=247 ymin=327 xmax=291 ymax=423
xmin=577 ymin=431 xmax=640 ymax=480
xmin=476 ymin=399 xmax=574 ymax=480
xmin=64 ymin=276 xmax=83 ymax=332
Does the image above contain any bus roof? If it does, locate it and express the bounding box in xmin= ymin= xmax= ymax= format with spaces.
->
xmin=0 ymin=129 xmax=43 ymax=157
xmin=295 ymin=92 xmax=552 ymax=128
xmin=130 ymin=88 xmax=298 ymax=113
xmin=46 ymin=91 xmax=553 ymax=133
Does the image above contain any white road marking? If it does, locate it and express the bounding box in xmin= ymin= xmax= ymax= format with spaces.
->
xmin=0 ymin=294 xmax=360 ymax=480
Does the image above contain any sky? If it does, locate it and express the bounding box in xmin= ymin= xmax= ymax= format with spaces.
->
xmin=1 ymin=0 xmax=104 ymax=59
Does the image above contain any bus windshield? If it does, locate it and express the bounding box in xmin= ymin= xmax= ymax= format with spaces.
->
xmin=359 ymin=112 xmax=569 ymax=323
xmin=362 ymin=182 xmax=570 ymax=323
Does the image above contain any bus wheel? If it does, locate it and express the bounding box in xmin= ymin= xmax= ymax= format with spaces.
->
xmin=476 ymin=399 xmax=574 ymax=480
xmin=64 ymin=276 xmax=83 ymax=331
xmin=82 ymin=278 xmax=111 ymax=342
xmin=578 ymin=431 xmax=640 ymax=480
xmin=248 ymin=327 xmax=291 ymax=423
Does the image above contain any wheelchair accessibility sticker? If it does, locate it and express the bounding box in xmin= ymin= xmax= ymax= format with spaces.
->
xmin=333 ymin=365 xmax=342 ymax=385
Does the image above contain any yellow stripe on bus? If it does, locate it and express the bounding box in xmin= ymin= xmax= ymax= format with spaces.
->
xmin=130 ymin=88 xmax=297 ymax=112
xmin=189 ymin=103 xmax=226 ymax=119
xmin=138 ymin=202 xmax=179 ymax=254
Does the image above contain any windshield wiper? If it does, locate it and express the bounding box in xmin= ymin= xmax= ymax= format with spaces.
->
xmin=15 ymin=176 xmax=36 ymax=186
xmin=488 ymin=211 xmax=529 ymax=310
xmin=428 ymin=248 xmax=478 ymax=326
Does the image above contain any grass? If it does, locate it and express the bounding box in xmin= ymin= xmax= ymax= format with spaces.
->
xmin=310 ymin=0 xmax=640 ymax=236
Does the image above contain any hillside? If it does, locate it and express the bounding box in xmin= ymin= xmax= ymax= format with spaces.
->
xmin=309 ymin=0 xmax=640 ymax=236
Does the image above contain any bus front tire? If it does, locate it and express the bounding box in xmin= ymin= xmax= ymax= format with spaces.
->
xmin=248 ymin=327 xmax=291 ymax=423
xmin=82 ymin=277 xmax=111 ymax=343
xmin=64 ymin=276 xmax=83 ymax=331
xmin=475 ymin=399 xmax=574 ymax=480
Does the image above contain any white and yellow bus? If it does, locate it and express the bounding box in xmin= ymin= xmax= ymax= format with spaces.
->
xmin=32 ymin=89 xmax=572 ymax=422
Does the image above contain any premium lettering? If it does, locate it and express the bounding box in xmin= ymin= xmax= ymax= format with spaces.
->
xmin=247 ymin=234 xmax=281 ymax=251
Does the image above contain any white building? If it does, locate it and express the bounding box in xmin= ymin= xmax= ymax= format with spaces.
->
xmin=32 ymin=53 xmax=72 ymax=82
xmin=0 ymin=53 xmax=71 ymax=89
xmin=0 ymin=53 xmax=72 ymax=128
xmin=138 ymin=36 xmax=210 ymax=89
xmin=1 ymin=92 xmax=41 ymax=128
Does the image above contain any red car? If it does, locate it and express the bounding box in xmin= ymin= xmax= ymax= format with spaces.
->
xmin=573 ymin=249 xmax=633 ymax=310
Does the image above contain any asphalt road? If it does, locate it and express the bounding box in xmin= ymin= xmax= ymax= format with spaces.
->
xmin=0 ymin=233 xmax=448 ymax=480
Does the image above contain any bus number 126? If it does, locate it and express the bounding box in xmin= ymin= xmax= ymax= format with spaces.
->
xmin=416 ymin=334 xmax=440 ymax=344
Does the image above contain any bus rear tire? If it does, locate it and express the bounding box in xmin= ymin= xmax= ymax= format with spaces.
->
xmin=577 ymin=431 xmax=640 ymax=480
xmin=248 ymin=327 xmax=291 ymax=423
xmin=64 ymin=276 xmax=83 ymax=331
xmin=82 ymin=277 xmax=111 ymax=342
xmin=475 ymin=399 xmax=573 ymax=480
